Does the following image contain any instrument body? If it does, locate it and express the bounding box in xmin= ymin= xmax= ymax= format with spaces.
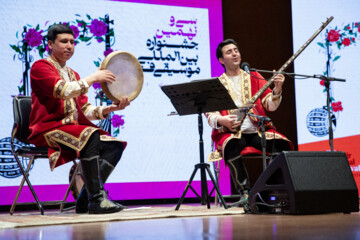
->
xmin=100 ymin=51 xmax=144 ymax=102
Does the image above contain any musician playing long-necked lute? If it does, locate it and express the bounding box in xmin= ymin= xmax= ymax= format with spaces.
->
xmin=206 ymin=39 xmax=293 ymax=206
xmin=206 ymin=16 xmax=333 ymax=206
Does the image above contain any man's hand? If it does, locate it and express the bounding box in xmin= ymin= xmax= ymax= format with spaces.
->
xmin=84 ymin=69 xmax=116 ymax=86
xmin=273 ymin=70 xmax=285 ymax=95
xmin=103 ymin=97 xmax=130 ymax=115
xmin=217 ymin=115 xmax=241 ymax=131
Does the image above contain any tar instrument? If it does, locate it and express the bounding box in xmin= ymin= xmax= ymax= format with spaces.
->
xmin=235 ymin=16 xmax=334 ymax=124
xmin=100 ymin=51 xmax=144 ymax=102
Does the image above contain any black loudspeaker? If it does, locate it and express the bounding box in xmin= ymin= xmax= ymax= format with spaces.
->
xmin=248 ymin=151 xmax=359 ymax=214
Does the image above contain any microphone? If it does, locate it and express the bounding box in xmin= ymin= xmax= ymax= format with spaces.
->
xmin=247 ymin=113 xmax=272 ymax=122
xmin=241 ymin=62 xmax=251 ymax=74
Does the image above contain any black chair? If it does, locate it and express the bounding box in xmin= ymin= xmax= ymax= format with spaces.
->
xmin=10 ymin=95 xmax=80 ymax=215
xmin=211 ymin=144 xmax=278 ymax=207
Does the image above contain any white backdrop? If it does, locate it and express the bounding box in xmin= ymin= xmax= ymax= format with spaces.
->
xmin=292 ymin=0 xmax=360 ymax=145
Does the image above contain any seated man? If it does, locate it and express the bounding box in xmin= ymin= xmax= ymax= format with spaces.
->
xmin=28 ymin=24 xmax=130 ymax=214
xmin=206 ymin=39 xmax=293 ymax=205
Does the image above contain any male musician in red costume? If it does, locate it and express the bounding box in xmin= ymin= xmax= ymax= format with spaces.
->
xmin=206 ymin=39 xmax=293 ymax=206
xmin=28 ymin=24 xmax=130 ymax=214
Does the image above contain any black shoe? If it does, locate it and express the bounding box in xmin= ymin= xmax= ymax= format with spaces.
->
xmin=102 ymin=190 xmax=127 ymax=211
xmin=115 ymin=202 xmax=128 ymax=210
xmin=76 ymin=188 xmax=128 ymax=213
xmin=88 ymin=190 xmax=122 ymax=214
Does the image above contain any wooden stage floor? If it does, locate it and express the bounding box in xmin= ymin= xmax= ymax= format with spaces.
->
xmin=1 ymin=204 xmax=360 ymax=240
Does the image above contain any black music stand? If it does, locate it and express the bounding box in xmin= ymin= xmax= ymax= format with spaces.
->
xmin=161 ymin=78 xmax=237 ymax=210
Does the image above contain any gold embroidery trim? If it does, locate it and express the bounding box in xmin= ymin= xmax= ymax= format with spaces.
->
xmin=100 ymin=135 xmax=124 ymax=142
xmin=261 ymin=93 xmax=272 ymax=111
xmin=44 ymin=127 xmax=97 ymax=151
xmin=93 ymin=106 xmax=102 ymax=120
xmin=81 ymin=102 xmax=91 ymax=114
xmin=49 ymin=151 xmax=61 ymax=171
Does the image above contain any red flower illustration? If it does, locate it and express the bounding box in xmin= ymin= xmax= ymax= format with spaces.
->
xmin=320 ymin=79 xmax=325 ymax=86
xmin=342 ymin=38 xmax=351 ymax=46
xmin=327 ymin=29 xmax=340 ymax=42
xmin=331 ymin=101 xmax=343 ymax=112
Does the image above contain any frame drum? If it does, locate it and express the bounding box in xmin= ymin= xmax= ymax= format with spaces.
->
xmin=100 ymin=51 xmax=144 ymax=102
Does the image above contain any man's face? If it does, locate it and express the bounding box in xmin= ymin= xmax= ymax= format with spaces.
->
xmin=48 ymin=33 xmax=74 ymax=64
xmin=219 ymin=43 xmax=241 ymax=70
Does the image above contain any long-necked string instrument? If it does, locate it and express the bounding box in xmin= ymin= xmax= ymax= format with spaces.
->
xmin=235 ymin=16 xmax=334 ymax=122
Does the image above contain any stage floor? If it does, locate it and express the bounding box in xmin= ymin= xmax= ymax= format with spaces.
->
xmin=1 ymin=204 xmax=360 ymax=240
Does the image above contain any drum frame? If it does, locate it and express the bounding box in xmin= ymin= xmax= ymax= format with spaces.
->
xmin=100 ymin=51 xmax=144 ymax=102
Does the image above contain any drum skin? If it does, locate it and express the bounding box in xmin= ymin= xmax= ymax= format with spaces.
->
xmin=100 ymin=51 xmax=144 ymax=102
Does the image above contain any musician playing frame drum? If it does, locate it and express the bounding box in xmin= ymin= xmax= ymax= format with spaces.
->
xmin=28 ymin=24 xmax=134 ymax=214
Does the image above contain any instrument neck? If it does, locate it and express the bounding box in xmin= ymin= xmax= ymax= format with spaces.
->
xmin=248 ymin=16 xmax=333 ymax=105
xmin=249 ymin=76 xmax=274 ymax=104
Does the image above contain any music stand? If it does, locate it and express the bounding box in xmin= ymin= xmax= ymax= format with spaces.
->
xmin=161 ymin=78 xmax=237 ymax=210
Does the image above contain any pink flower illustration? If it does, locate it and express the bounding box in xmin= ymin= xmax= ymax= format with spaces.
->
xmin=25 ymin=28 xmax=43 ymax=47
xmin=90 ymin=19 xmax=107 ymax=37
xmin=69 ymin=25 xmax=80 ymax=39
xmin=92 ymin=82 xmax=101 ymax=89
xmin=104 ymin=48 xmax=113 ymax=57
xmin=111 ymin=114 xmax=125 ymax=128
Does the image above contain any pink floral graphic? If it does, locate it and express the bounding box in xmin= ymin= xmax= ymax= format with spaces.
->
xmin=69 ymin=25 xmax=80 ymax=39
xmin=24 ymin=28 xmax=43 ymax=47
xmin=90 ymin=19 xmax=107 ymax=37
xmin=104 ymin=48 xmax=113 ymax=57
xmin=110 ymin=114 xmax=125 ymax=128
xmin=92 ymin=82 xmax=101 ymax=89
xmin=11 ymin=14 xmax=124 ymax=136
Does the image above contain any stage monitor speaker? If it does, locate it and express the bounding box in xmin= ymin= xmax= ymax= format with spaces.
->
xmin=248 ymin=151 xmax=359 ymax=214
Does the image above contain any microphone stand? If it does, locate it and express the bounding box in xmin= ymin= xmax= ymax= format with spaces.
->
xmin=96 ymin=90 xmax=105 ymax=129
xmin=246 ymin=113 xmax=271 ymax=171
xmin=250 ymin=68 xmax=346 ymax=152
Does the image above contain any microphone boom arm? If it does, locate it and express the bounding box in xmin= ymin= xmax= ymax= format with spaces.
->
xmin=247 ymin=16 xmax=334 ymax=105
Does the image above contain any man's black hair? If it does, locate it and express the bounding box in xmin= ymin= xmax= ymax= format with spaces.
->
xmin=47 ymin=24 xmax=74 ymax=42
xmin=216 ymin=39 xmax=239 ymax=59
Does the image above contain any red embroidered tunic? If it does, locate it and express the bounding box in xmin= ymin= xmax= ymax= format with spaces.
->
xmin=206 ymin=71 xmax=293 ymax=161
xmin=28 ymin=59 xmax=126 ymax=170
